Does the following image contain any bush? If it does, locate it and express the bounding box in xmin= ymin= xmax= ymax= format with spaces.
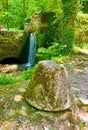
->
xmin=0 ymin=67 xmax=35 ymax=85
xmin=36 ymin=42 xmax=63 ymax=61
xmin=0 ymin=74 xmax=14 ymax=84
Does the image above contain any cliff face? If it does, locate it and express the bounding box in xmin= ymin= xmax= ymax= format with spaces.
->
xmin=0 ymin=30 xmax=29 ymax=63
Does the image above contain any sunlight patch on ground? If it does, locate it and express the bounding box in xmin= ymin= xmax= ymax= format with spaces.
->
xmin=80 ymin=49 xmax=88 ymax=55
xmin=18 ymin=88 xmax=26 ymax=93
xmin=78 ymin=113 xmax=88 ymax=122
xmin=17 ymin=107 xmax=27 ymax=116
xmin=14 ymin=95 xmax=23 ymax=102
xmin=79 ymin=98 xmax=88 ymax=105
xmin=74 ymin=68 xmax=83 ymax=73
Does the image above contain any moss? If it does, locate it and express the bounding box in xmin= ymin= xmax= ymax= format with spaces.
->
xmin=0 ymin=30 xmax=29 ymax=62
xmin=79 ymin=122 xmax=84 ymax=129
xmin=76 ymin=101 xmax=83 ymax=108
xmin=75 ymin=13 xmax=88 ymax=45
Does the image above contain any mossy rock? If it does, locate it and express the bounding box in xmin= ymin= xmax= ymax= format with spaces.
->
xmin=25 ymin=60 xmax=74 ymax=111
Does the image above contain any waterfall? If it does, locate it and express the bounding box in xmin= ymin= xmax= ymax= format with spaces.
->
xmin=23 ymin=33 xmax=36 ymax=67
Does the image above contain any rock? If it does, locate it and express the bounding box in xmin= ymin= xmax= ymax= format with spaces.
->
xmin=79 ymin=97 xmax=88 ymax=105
xmin=0 ymin=30 xmax=29 ymax=63
xmin=78 ymin=113 xmax=88 ymax=123
xmin=25 ymin=60 xmax=74 ymax=111
xmin=14 ymin=95 xmax=23 ymax=102
xmin=43 ymin=124 xmax=52 ymax=130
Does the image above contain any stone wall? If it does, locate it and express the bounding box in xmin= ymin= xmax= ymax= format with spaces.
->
xmin=0 ymin=30 xmax=30 ymax=63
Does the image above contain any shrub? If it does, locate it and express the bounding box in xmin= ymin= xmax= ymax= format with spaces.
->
xmin=36 ymin=42 xmax=63 ymax=61
xmin=0 ymin=67 xmax=35 ymax=85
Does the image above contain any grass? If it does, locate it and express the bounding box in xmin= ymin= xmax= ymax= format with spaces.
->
xmin=0 ymin=66 xmax=35 ymax=84
xmin=76 ymin=101 xmax=83 ymax=108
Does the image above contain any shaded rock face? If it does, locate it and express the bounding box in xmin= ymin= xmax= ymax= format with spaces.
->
xmin=0 ymin=30 xmax=29 ymax=63
xmin=25 ymin=60 xmax=73 ymax=111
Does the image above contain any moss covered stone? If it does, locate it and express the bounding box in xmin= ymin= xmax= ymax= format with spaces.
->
xmin=0 ymin=30 xmax=29 ymax=63
xmin=25 ymin=60 xmax=74 ymax=111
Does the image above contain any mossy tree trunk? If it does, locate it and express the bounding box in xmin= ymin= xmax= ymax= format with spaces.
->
xmin=61 ymin=0 xmax=77 ymax=55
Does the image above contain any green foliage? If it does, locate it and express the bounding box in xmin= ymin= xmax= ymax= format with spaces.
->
xmin=60 ymin=0 xmax=78 ymax=55
xmin=0 ymin=0 xmax=29 ymax=29
xmin=0 ymin=73 xmax=14 ymax=84
xmin=0 ymin=67 xmax=35 ymax=85
xmin=76 ymin=13 xmax=88 ymax=27
xmin=76 ymin=101 xmax=82 ymax=108
xmin=0 ymin=0 xmax=87 ymax=30
xmin=81 ymin=0 xmax=88 ymax=13
xmin=61 ymin=28 xmax=75 ymax=55
xmin=76 ymin=42 xmax=88 ymax=49
xmin=30 ymin=106 xmax=37 ymax=112
xmin=79 ymin=122 xmax=84 ymax=129
xmin=35 ymin=30 xmax=45 ymax=48
xmin=27 ymin=0 xmax=62 ymax=17
xmin=0 ymin=0 xmax=87 ymax=60
xmin=75 ymin=13 xmax=88 ymax=48
xmin=36 ymin=42 xmax=63 ymax=61
xmin=0 ymin=0 xmax=62 ymax=29
xmin=43 ymin=14 xmax=59 ymax=47
xmin=36 ymin=12 xmax=60 ymax=48
xmin=22 ymin=67 xmax=35 ymax=80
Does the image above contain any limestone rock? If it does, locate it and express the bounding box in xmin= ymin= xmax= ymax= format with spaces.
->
xmin=25 ymin=60 xmax=74 ymax=111
xmin=79 ymin=97 xmax=88 ymax=105
xmin=0 ymin=30 xmax=29 ymax=63
xmin=78 ymin=113 xmax=88 ymax=123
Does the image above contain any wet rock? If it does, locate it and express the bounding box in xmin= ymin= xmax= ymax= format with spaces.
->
xmin=25 ymin=60 xmax=74 ymax=111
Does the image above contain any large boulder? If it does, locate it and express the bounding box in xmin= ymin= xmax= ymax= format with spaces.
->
xmin=0 ymin=30 xmax=29 ymax=63
xmin=25 ymin=60 xmax=74 ymax=111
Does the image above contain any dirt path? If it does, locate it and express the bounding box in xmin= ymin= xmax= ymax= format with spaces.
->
xmin=0 ymin=53 xmax=88 ymax=130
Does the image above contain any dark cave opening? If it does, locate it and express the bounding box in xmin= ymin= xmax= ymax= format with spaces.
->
xmin=0 ymin=57 xmax=22 ymax=64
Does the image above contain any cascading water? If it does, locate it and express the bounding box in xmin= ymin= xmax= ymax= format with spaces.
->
xmin=23 ymin=32 xmax=36 ymax=67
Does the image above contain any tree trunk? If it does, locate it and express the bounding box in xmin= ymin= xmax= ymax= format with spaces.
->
xmin=61 ymin=0 xmax=77 ymax=55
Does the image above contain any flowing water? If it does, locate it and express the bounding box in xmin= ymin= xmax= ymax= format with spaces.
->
xmin=23 ymin=33 xmax=36 ymax=67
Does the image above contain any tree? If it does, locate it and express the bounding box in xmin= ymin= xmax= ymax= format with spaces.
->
xmin=60 ymin=0 xmax=78 ymax=55
xmin=81 ymin=0 xmax=88 ymax=13
xmin=27 ymin=0 xmax=62 ymax=18
xmin=0 ymin=0 xmax=10 ymax=28
xmin=0 ymin=0 xmax=29 ymax=29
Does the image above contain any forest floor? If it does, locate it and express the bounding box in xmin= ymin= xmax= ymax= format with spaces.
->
xmin=0 ymin=51 xmax=88 ymax=130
